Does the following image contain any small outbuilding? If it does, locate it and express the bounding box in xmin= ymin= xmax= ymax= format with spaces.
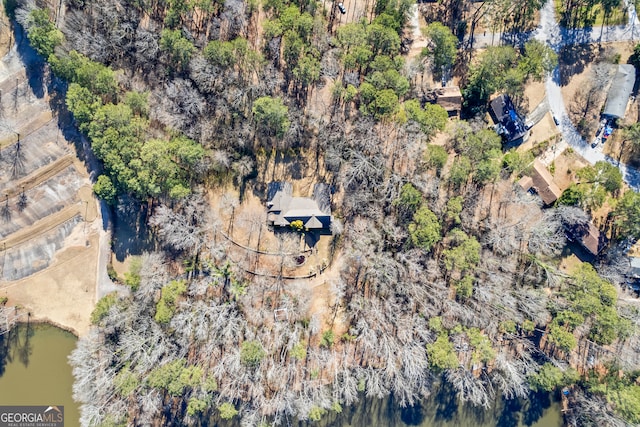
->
xmin=603 ymin=64 xmax=636 ymax=120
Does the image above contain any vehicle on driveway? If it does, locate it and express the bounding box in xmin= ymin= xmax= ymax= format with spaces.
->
xmin=338 ymin=2 xmax=346 ymax=13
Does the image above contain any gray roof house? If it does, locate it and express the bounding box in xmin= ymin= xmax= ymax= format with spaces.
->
xmin=603 ymin=64 xmax=636 ymax=119
xmin=267 ymin=182 xmax=332 ymax=230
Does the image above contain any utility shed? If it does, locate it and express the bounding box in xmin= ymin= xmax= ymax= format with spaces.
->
xmin=603 ymin=64 xmax=636 ymax=119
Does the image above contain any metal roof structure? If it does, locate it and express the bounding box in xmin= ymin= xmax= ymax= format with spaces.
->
xmin=603 ymin=64 xmax=636 ymax=119
xmin=266 ymin=182 xmax=332 ymax=230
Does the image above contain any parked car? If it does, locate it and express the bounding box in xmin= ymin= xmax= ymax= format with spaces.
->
xmin=553 ymin=116 xmax=559 ymax=126
xmin=338 ymin=2 xmax=346 ymax=13
xmin=591 ymin=139 xmax=599 ymax=148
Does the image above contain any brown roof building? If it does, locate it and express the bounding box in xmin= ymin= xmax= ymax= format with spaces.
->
xmin=517 ymin=159 xmax=562 ymax=205
xmin=435 ymin=86 xmax=462 ymax=117
xmin=580 ymin=223 xmax=606 ymax=256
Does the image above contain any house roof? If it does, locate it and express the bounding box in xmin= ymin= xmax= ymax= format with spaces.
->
xmin=530 ymin=159 xmax=562 ymax=205
xmin=489 ymin=94 xmax=528 ymax=142
xmin=581 ymin=223 xmax=607 ymax=256
xmin=517 ymin=176 xmax=534 ymax=192
xmin=603 ymin=64 xmax=636 ymax=119
xmin=305 ymin=216 xmax=323 ymax=229
xmin=435 ymin=86 xmax=462 ymax=112
xmin=267 ymin=182 xmax=332 ymax=229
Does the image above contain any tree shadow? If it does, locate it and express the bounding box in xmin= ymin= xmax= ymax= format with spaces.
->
xmin=112 ymin=198 xmax=154 ymax=262
xmin=497 ymin=397 xmax=522 ymax=427
xmin=522 ymin=390 xmax=553 ymax=426
xmin=433 ymin=380 xmax=459 ymax=422
xmin=12 ymin=23 xmax=46 ymax=100
xmin=399 ymin=402 xmax=425 ymax=426
xmin=557 ymin=44 xmax=595 ymax=87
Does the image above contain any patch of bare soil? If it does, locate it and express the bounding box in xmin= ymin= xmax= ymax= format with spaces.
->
xmin=549 ymin=149 xmax=587 ymax=191
xmin=0 ymin=3 xmax=12 ymax=58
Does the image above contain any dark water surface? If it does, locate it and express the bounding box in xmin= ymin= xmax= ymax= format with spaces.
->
xmin=300 ymin=387 xmax=563 ymax=427
xmin=0 ymin=323 xmax=80 ymax=427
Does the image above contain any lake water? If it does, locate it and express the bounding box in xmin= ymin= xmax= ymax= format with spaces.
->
xmin=0 ymin=322 xmax=80 ymax=427
xmin=301 ymin=386 xmax=563 ymax=427
xmin=0 ymin=323 xmax=562 ymax=427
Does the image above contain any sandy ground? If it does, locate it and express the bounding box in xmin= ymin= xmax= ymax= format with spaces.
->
xmin=0 ymin=224 xmax=99 ymax=337
xmin=0 ymin=29 xmax=102 ymax=337
xmin=0 ymin=2 xmax=11 ymax=58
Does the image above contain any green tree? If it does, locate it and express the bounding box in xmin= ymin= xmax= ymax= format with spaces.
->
xmin=218 ymin=402 xmax=238 ymax=420
xmin=576 ymin=161 xmax=622 ymax=193
xmin=49 ymin=51 xmax=117 ymax=98
xmin=290 ymin=342 xmax=307 ymax=360
xmin=394 ymin=183 xmax=422 ymax=218
xmin=240 ymin=341 xmax=265 ymax=367
xmin=445 ymin=196 xmax=463 ymax=225
xmin=614 ymin=190 xmax=640 ymax=239
xmin=426 ymin=334 xmax=459 ymax=370
xmin=423 ymin=22 xmax=458 ymax=76
xmin=124 ymin=91 xmax=149 ymax=117
xmin=147 ymin=359 xmax=203 ymax=396
xmin=467 ymin=328 xmax=495 ymax=363
xmin=114 ymin=368 xmax=139 ymax=396
xmin=66 ymin=83 xmax=99 ymax=131
xmin=404 ymin=100 xmax=448 ymax=137
xmin=90 ymin=292 xmax=118 ymax=324
xmin=309 ymin=406 xmax=326 ymax=421
xmin=155 ymin=280 xmax=187 ymax=324
xmin=529 ymin=363 xmax=577 ymax=392
xmin=26 ymin=9 xmax=63 ymax=58
xmin=503 ymin=149 xmax=534 ymax=175
xmin=454 ymin=275 xmax=473 ymax=298
xmin=321 ymin=330 xmax=335 ymax=348
xmin=252 ymin=96 xmax=290 ymax=138
xmin=187 ymin=398 xmax=208 ymax=416
xmin=159 ymin=29 xmax=196 ymax=71
xmin=203 ymin=40 xmax=235 ymax=67
xmin=518 ymin=40 xmax=558 ymax=81
xmin=443 ymin=229 xmax=481 ymax=273
xmin=93 ymin=175 xmax=117 ymax=205
xmin=424 ymin=144 xmax=448 ymax=175
xmin=548 ymin=322 xmax=577 ymax=352
xmin=448 ymin=156 xmax=472 ymax=188
xmin=408 ymin=206 xmax=442 ymax=251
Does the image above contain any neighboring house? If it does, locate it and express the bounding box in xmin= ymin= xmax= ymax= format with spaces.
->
xmin=434 ymin=86 xmax=462 ymax=117
xmin=603 ymin=64 xmax=636 ymax=120
xmin=579 ymin=223 xmax=607 ymax=256
xmin=266 ymin=182 xmax=332 ymax=231
xmin=489 ymin=94 xmax=529 ymax=144
xmin=517 ymin=159 xmax=562 ymax=206
xmin=564 ymin=221 xmax=607 ymax=257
